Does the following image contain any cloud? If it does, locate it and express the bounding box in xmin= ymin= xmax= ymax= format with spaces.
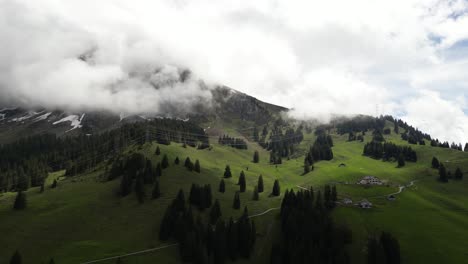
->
xmin=0 ymin=0 xmax=467 ymax=143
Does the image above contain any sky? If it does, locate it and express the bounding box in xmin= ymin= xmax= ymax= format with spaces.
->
xmin=0 ymin=0 xmax=467 ymax=144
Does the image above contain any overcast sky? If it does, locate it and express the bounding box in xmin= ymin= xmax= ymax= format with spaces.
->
xmin=0 ymin=0 xmax=467 ymax=143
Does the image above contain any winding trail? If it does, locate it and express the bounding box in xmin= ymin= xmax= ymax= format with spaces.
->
xmin=385 ymin=180 xmax=417 ymax=197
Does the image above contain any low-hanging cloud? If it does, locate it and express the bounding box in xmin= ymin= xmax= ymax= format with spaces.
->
xmin=0 ymin=0 xmax=467 ymax=143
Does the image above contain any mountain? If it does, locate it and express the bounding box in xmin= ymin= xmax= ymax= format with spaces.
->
xmin=0 ymin=86 xmax=287 ymax=143
xmin=0 ymin=89 xmax=467 ymax=264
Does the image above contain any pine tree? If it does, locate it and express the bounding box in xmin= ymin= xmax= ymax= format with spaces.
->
xmin=439 ymin=164 xmax=448 ymax=182
xmin=161 ymin=154 xmax=169 ymax=169
xmin=224 ymin=165 xmax=232 ymax=178
xmin=10 ymin=250 xmax=22 ymax=264
xmin=13 ymin=191 xmax=26 ymax=210
xmin=465 ymin=143 xmax=468 ymax=152
xmin=175 ymin=156 xmax=180 ymax=165
xmin=194 ymin=160 xmax=201 ymax=173
xmin=239 ymin=172 xmax=246 ymax=192
xmin=51 ymin=179 xmax=57 ymax=188
xmin=152 ymin=179 xmax=161 ymax=199
xmin=155 ymin=146 xmax=161 ymax=155
xmin=455 ymin=167 xmax=463 ymax=180
xmin=258 ymin=175 xmax=264 ymax=193
xmin=219 ymin=179 xmax=225 ymax=193
xmin=155 ymin=162 xmax=162 ymax=177
xmin=210 ymin=199 xmax=222 ymax=224
xmin=304 ymin=159 xmax=310 ymax=174
xmin=40 ymin=183 xmax=44 ymax=193
xmin=253 ymin=151 xmax=259 ymax=163
xmin=185 ymin=157 xmax=194 ymax=171
xmin=135 ymin=173 xmax=145 ymax=204
xmin=431 ymin=157 xmax=440 ymax=169
xmin=253 ymin=186 xmax=259 ymax=201
xmin=331 ymin=185 xmax=337 ymax=203
xmin=233 ymin=191 xmax=241 ymax=209
xmin=272 ymin=180 xmax=280 ymax=196
xmin=397 ymin=154 xmax=405 ymax=168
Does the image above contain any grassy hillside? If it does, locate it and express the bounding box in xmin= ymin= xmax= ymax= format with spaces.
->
xmin=0 ymin=125 xmax=467 ymax=263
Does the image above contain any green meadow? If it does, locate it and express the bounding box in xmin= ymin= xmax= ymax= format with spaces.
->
xmin=0 ymin=125 xmax=467 ymax=264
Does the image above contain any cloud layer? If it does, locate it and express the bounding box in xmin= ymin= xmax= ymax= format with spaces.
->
xmin=0 ymin=0 xmax=467 ymax=143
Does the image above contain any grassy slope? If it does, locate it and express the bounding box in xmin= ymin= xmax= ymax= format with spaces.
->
xmin=0 ymin=125 xmax=467 ymax=264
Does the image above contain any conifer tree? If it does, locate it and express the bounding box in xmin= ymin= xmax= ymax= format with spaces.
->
xmin=253 ymin=151 xmax=259 ymax=163
xmin=304 ymin=159 xmax=311 ymax=174
xmin=49 ymin=258 xmax=55 ymax=264
xmin=257 ymin=175 xmax=264 ymax=193
xmin=135 ymin=173 xmax=145 ymax=204
xmin=10 ymin=250 xmax=22 ymax=264
xmin=194 ymin=160 xmax=201 ymax=173
xmin=431 ymin=157 xmax=440 ymax=169
xmin=465 ymin=143 xmax=468 ymax=152
xmin=51 ymin=179 xmax=57 ymax=189
xmin=155 ymin=146 xmax=161 ymax=155
xmin=272 ymin=180 xmax=280 ymax=196
xmin=174 ymin=156 xmax=180 ymax=165
xmin=219 ymin=179 xmax=225 ymax=193
xmin=161 ymin=154 xmax=169 ymax=169
xmin=397 ymin=154 xmax=405 ymax=168
xmin=239 ymin=172 xmax=246 ymax=192
xmin=155 ymin=162 xmax=162 ymax=177
xmin=455 ymin=167 xmax=463 ymax=180
xmin=224 ymin=165 xmax=232 ymax=178
xmin=152 ymin=179 xmax=161 ymax=199
xmin=253 ymin=186 xmax=259 ymax=201
xmin=13 ymin=191 xmax=26 ymax=210
xmin=210 ymin=199 xmax=222 ymax=224
xmin=40 ymin=183 xmax=44 ymax=193
xmin=185 ymin=157 xmax=194 ymax=171
xmin=233 ymin=191 xmax=241 ymax=209
xmin=331 ymin=185 xmax=338 ymax=203
xmin=439 ymin=164 xmax=448 ymax=182
xmin=253 ymin=127 xmax=259 ymax=141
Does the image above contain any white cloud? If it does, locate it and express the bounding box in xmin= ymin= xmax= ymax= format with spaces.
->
xmin=0 ymin=0 xmax=467 ymax=142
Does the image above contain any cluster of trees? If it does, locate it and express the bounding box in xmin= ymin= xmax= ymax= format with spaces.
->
xmin=159 ymin=189 xmax=256 ymax=263
xmin=271 ymin=187 xmax=352 ymax=264
xmin=218 ymin=135 xmax=248 ymax=150
xmin=348 ymin=131 xmax=364 ymax=142
xmin=432 ymin=157 xmax=464 ymax=182
xmin=335 ymin=115 xmax=386 ymax=135
xmin=265 ymin=126 xmax=304 ymax=160
xmin=363 ymin=141 xmax=417 ymax=165
xmin=367 ymin=232 xmax=401 ymax=264
xmin=183 ymin=157 xmax=201 ymax=173
xmin=189 ymin=184 xmax=213 ymax=210
xmin=305 ymin=134 xmax=334 ymax=167
xmin=0 ymin=119 xmax=209 ymax=192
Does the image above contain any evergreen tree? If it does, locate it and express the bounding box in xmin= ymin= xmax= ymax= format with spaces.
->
xmin=210 ymin=199 xmax=222 ymax=224
xmin=439 ymin=164 xmax=448 ymax=182
xmin=49 ymin=258 xmax=55 ymax=264
xmin=304 ymin=159 xmax=311 ymax=174
xmin=152 ymin=179 xmax=161 ymax=199
xmin=272 ymin=180 xmax=280 ymax=196
xmin=161 ymin=154 xmax=169 ymax=169
xmin=224 ymin=165 xmax=232 ymax=178
xmin=253 ymin=186 xmax=259 ymax=201
xmin=119 ymin=173 xmax=133 ymax=197
xmin=10 ymin=250 xmax=22 ymax=264
xmin=331 ymin=185 xmax=338 ymax=203
xmin=51 ymin=179 xmax=57 ymax=188
xmin=393 ymin=121 xmax=399 ymax=134
xmin=431 ymin=157 xmax=440 ymax=169
xmin=135 ymin=173 xmax=145 ymax=204
xmin=455 ymin=167 xmax=463 ymax=180
xmin=397 ymin=154 xmax=405 ymax=168
xmin=253 ymin=127 xmax=259 ymax=141
xmin=174 ymin=156 xmax=180 ymax=165
xmin=219 ymin=179 xmax=225 ymax=193
xmin=253 ymin=151 xmax=259 ymax=163
xmin=155 ymin=146 xmax=161 ymax=155
xmin=194 ymin=160 xmax=201 ymax=173
xmin=238 ymin=172 xmax=246 ymax=192
xmin=233 ymin=191 xmax=241 ymax=209
xmin=13 ymin=191 xmax=26 ymax=210
xmin=155 ymin=162 xmax=162 ymax=177
xmin=185 ymin=157 xmax=194 ymax=171
xmin=465 ymin=143 xmax=468 ymax=152
xmin=257 ymin=175 xmax=264 ymax=193
xmin=40 ymin=183 xmax=44 ymax=193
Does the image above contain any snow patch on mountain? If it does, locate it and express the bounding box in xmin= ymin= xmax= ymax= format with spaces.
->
xmin=0 ymin=113 xmax=5 ymax=121
xmin=33 ymin=112 xmax=52 ymax=122
xmin=53 ymin=114 xmax=85 ymax=132
xmin=11 ymin=111 xmax=43 ymax=122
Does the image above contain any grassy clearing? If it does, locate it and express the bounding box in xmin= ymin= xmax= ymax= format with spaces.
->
xmin=0 ymin=129 xmax=467 ymax=264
